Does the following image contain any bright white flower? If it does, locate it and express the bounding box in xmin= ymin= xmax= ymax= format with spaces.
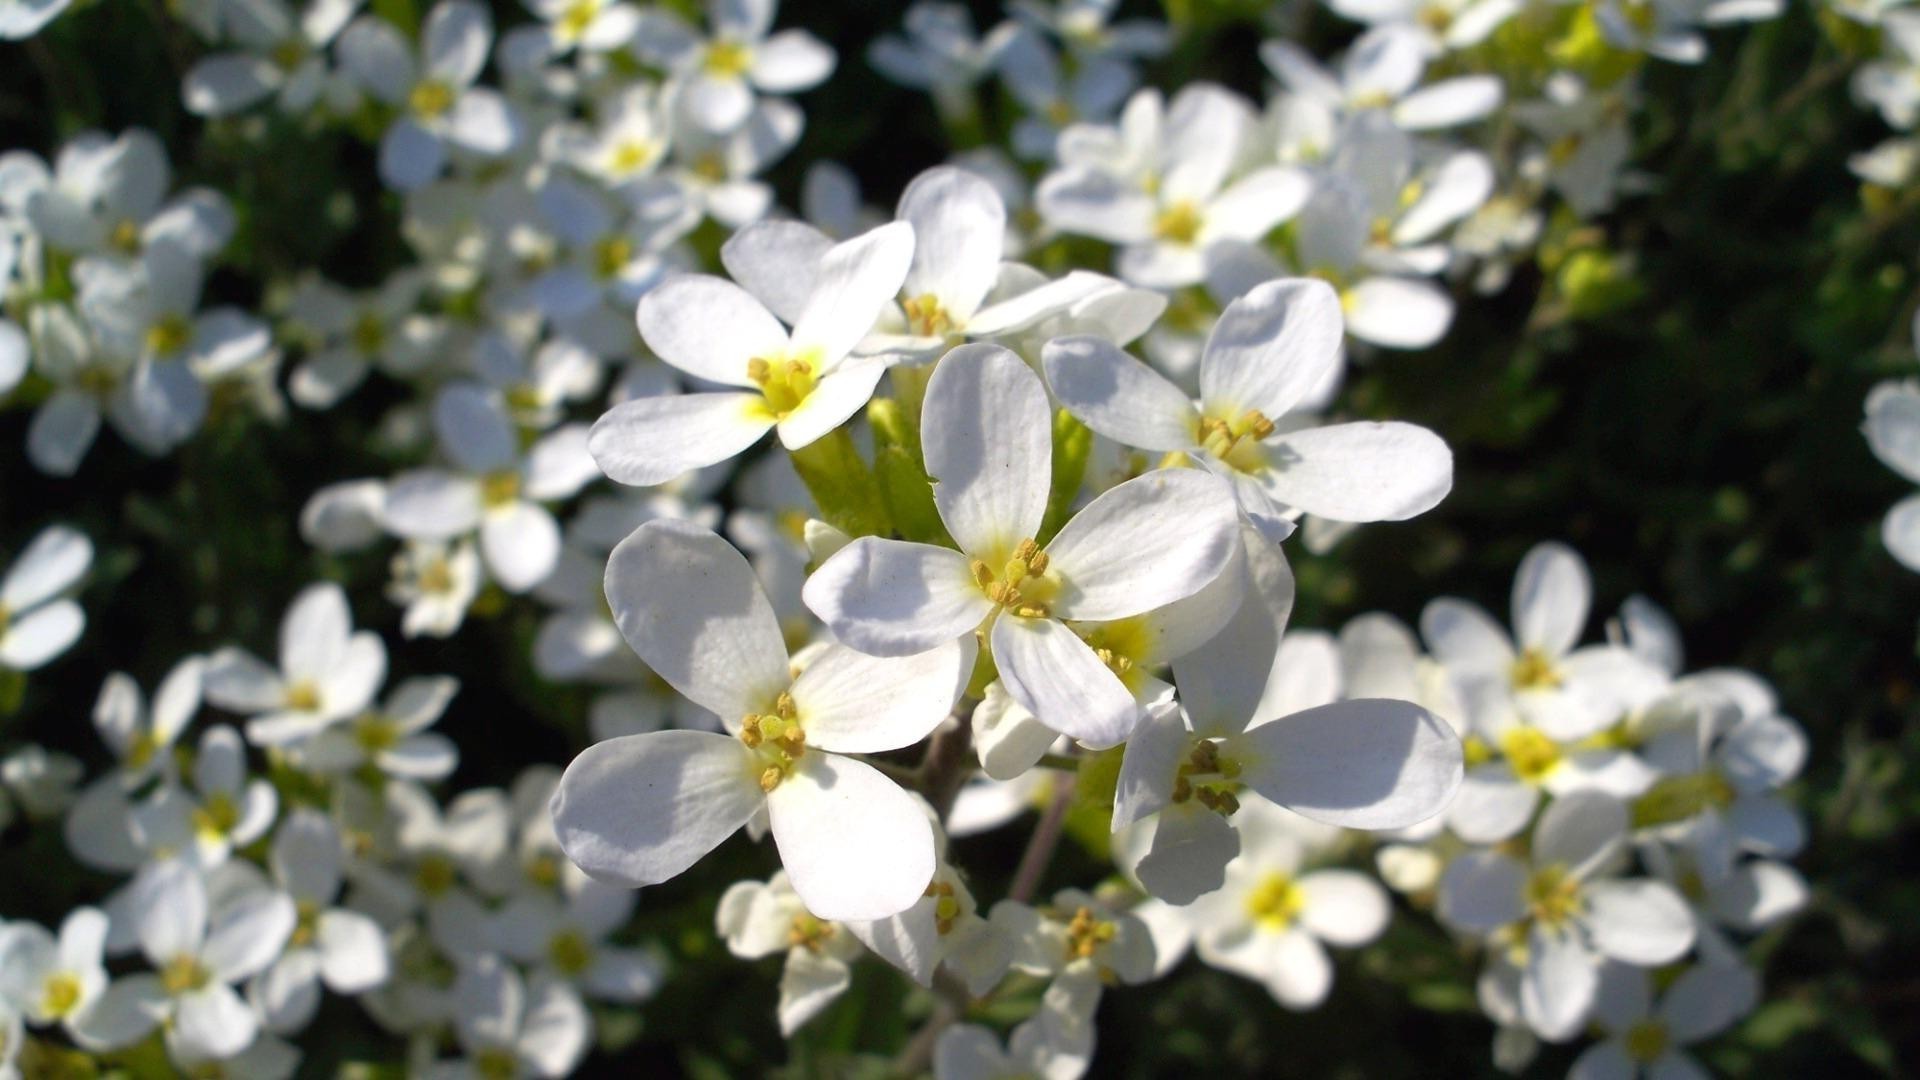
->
xmin=204 ymin=581 xmax=388 ymax=746
xmin=130 ymin=726 xmax=279 ymax=868
xmin=1512 ymin=77 xmax=1635 ymax=219
xmin=989 ymin=888 xmax=1151 ymax=1060
xmin=807 ymin=344 xmax=1241 ymax=747
xmin=991 ymin=21 xmax=1136 ymax=159
xmin=1260 ymin=24 xmax=1502 ymax=131
xmin=664 ymin=98 xmax=803 ymax=227
xmin=427 ymin=954 xmax=590 ymax=1078
xmin=523 ymin=0 xmax=640 ymax=54
xmin=869 ymin=3 xmax=1000 ymax=118
xmin=284 ymin=272 xmax=437 ymax=409
xmin=498 ymin=878 xmax=662 ymax=1004
xmin=0 ymin=745 xmax=81 ymax=818
xmin=934 ymin=1018 xmax=1089 ymax=1080
xmin=242 ymin=810 xmax=392 ymax=1033
xmin=182 ymin=0 xmax=362 ymax=117
xmin=634 ymin=0 xmax=835 ymax=134
xmin=1438 ymin=791 xmax=1697 ymax=1041
xmin=0 ymin=318 xmax=24 ymax=397
xmin=0 ymin=524 xmax=90 ymax=673
xmin=388 ymin=539 xmax=484 ymax=639
xmin=86 ymin=860 xmax=296 ymax=1059
xmin=1038 ymin=85 xmax=1311 ymax=289
xmin=24 ymin=129 xmax=234 ymax=260
xmin=0 ymin=0 xmax=69 ymax=38
xmin=716 ymin=871 xmax=864 ymax=1034
xmin=337 ymin=1 xmax=521 ymax=190
xmin=1049 ymin=278 xmax=1455 ymax=542
xmin=384 ymin=382 xmax=599 ymax=593
xmin=1634 ymin=697 xmax=1808 ymax=869
xmin=591 ymin=221 xmax=912 ymax=486
xmin=1570 ymin=962 xmax=1757 ymax=1080
xmin=553 ymin=84 xmax=673 ymax=188
xmin=551 ymin=519 xmax=971 ymax=920
xmin=304 ymin=676 xmax=461 ymax=782
xmin=1322 ymin=0 xmax=1519 ymax=53
xmin=0 ymin=908 xmax=110 ymax=1044
xmin=1864 ymin=375 xmax=1920 ymax=570
xmin=1180 ymin=804 xmax=1390 ymax=1008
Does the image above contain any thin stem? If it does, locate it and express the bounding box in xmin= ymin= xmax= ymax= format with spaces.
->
xmin=1008 ymin=772 xmax=1076 ymax=905
xmin=913 ymin=704 xmax=976 ymax=821
xmin=1035 ymin=753 xmax=1079 ymax=772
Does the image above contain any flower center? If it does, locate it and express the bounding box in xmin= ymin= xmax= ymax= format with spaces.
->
xmin=1498 ymin=726 xmax=1563 ymax=785
xmin=1063 ymin=905 xmax=1116 ymax=962
xmin=1195 ymin=408 xmax=1274 ymax=474
xmin=416 ymin=552 xmax=456 ymax=595
xmin=289 ymin=899 xmax=322 ymax=949
xmin=41 ymin=971 xmax=84 ymax=1017
xmin=126 ymin=729 xmax=161 ymax=768
xmin=285 ymin=679 xmax=322 ymax=711
xmin=1623 ymin=1019 xmax=1670 ymax=1063
xmin=415 ymin=853 xmax=458 ymax=897
xmin=1524 ymin=864 xmax=1583 ymax=929
xmin=557 ymin=0 xmax=599 ymax=40
xmin=145 ymin=314 xmax=192 ymax=357
xmin=1631 ymin=772 xmax=1735 ymax=829
xmin=924 ymin=880 xmax=962 ymax=935
xmin=746 ymin=352 xmax=820 ymax=421
xmin=526 ymin=852 xmax=561 ymax=889
xmin=110 ymin=218 xmax=143 ymax=254
xmin=193 ymin=792 xmax=241 ymax=840
xmin=1154 ymin=201 xmax=1204 ymax=246
xmin=476 ymin=1047 xmax=520 ymax=1080
xmin=1244 ymin=872 xmax=1305 ymax=930
xmin=161 ymin=954 xmax=212 ymax=995
xmin=592 ymin=234 xmax=634 ymax=280
xmin=903 ymin=293 xmax=957 ymax=337
xmin=609 ymin=139 xmax=657 ymax=176
xmin=1510 ymin=647 xmax=1563 ymax=690
xmin=740 ymin=689 xmax=805 ymax=792
xmin=351 ymin=311 xmax=385 ymax=355
xmin=481 ymin=470 xmax=522 ymax=509
xmin=970 ymin=538 xmax=1057 ymax=619
xmin=703 ymin=39 xmax=753 ymax=77
xmin=270 ymin=38 xmax=307 ymax=72
xmin=549 ymin=929 xmax=593 ymax=975
xmin=788 ymin=912 xmax=836 ymax=952
xmin=1171 ymin=737 xmax=1243 ymax=816
xmin=355 ymin=713 xmax=402 ymax=754
xmin=409 ymin=80 xmax=456 ymax=120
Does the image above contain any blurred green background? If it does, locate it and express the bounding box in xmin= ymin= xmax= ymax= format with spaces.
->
xmin=1 ymin=1 xmax=1916 ymax=1076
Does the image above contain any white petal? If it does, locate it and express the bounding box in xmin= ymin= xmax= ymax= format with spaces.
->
xmin=68 ymin=973 xmax=163 ymax=1051
xmin=1420 ymin=597 xmax=1514 ymax=673
xmin=136 ymin=861 xmax=207 ymax=963
xmin=424 ymin=0 xmax=491 ymax=85
xmin=1044 ymin=469 xmax=1238 ymax=621
xmin=377 ymin=119 xmax=445 ymax=191
xmin=1706 ymin=860 xmax=1808 ymax=932
xmin=1134 ymin=802 xmax=1239 ymax=905
xmin=1447 ymin=766 xmax=1540 ymax=843
xmin=791 ymin=640 xmax=969 ymax=754
xmin=280 ymin=582 xmax=350 ymax=684
xmin=1198 ymin=277 xmax=1343 ymax=422
xmin=767 ymin=751 xmax=934 ymax=921
xmin=444 ymin=89 xmax=519 ymax=155
xmin=777 ymin=946 xmax=851 ymax=1035
xmin=921 ymin=342 xmax=1052 ymax=558
xmin=749 ymin=29 xmax=835 ymax=91
xmin=636 ymin=274 xmax=786 ymax=386
xmin=790 ymin=221 xmax=915 ymax=363
xmin=1171 ymin=531 xmax=1294 ymax=737
xmin=991 ymin=616 xmax=1139 ymax=749
xmin=898 ymin=165 xmax=1005 ymax=321
xmin=1882 ymin=493 xmax=1920 ymax=571
xmin=1512 ymin=541 xmax=1590 ymax=657
xmin=1583 ymin=879 xmax=1695 ymax=966
xmin=1112 ymin=700 xmax=1188 ymax=830
xmin=481 ymin=501 xmax=561 ymax=592
xmin=1392 ymin=75 xmax=1502 ymax=130
xmin=1043 ymin=335 xmax=1199 ymax=452
xmin=0 ymin=600 xmax=84 ymax=669
xmin=433 ymin=382 xmax=517 ymax=473
xmin=803 ymin=538 xmax=993 ymax=657
xmin=1341 ymin=277 xmax=1453 ymax=349
xmin=316 ymin=910 xmax=389 ymax=992
xmin=1522 ymin=928 xmax=1598 ymax=1041
xmin=720 ymin=220 xmax=832 ymax=326
xmin=1533 ymin=790 xmax=1626 ymax=878
xmin=173 ymin=983 xmax=258 ymax=1059
xmin=774 ymin=357 xmax=889 ymax=450
xmin=589 ymin=391 xmax=773 ymax=487
xmin=605 ymin=518 xmax=791 ymax=720
xmin=381 ymin=470 xmax=483 ymax=541
xmin=202 ymin=890 xmax=295 ymax=982
xmin=550 ymin=730 xmax=763 ymax=888
xmin=183 ymin=55 xmax=279 ymax=116
xmin=1297 ymin=869 xmax=1389 ymax=945
xmin=1258 ymin=421 xmax=1453 ymax=523
xmin=1234 ymin=698 xmax=1462 ymax=829
xmin=3 ymin=524 xmax=93 ymax=610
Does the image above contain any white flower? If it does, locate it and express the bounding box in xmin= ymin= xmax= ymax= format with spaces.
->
xmin=1570 ymin=962 xmax=1757 ymax=1080
xmin=715 ymin=871 xmax=863 ymax=1034
xmin=304 ymin=676 xmax=461 ymax=782
xmin=130 ymin=726 xmax=279 ymax=868
xmin=90 ymin=656 xmax=204 ymax=788
xmin=0 ymin=745 xmax=81 ymax=818
xmin=1438 ymin=791 xmax=1696 ymax=1041
xmin=204 ymin=581 xmax=388 ymax=746
xmin=1857 ymin=16 xmax=1920 ymax=131
xmin=1321 ymin=0 xmax=1518 ymax=53
xmin=182 ymin=0 xmax=362 ymax=117
xmin=523 ymin=0 xmax=640 ymax=54
xmin=1182 ymin=804 xmax=1391 ymax=1009
xmin=590 ymin=221 xmax=913 ymax=486
xmin=0 ymin=318 xmax=24 ymax=398
xmin=551 ymin=519 xmax=971 ymax=920
xmin=991 ymin=22 xmax=1136 ymax=159
xmin=0 ymin=0 xmax=69 ymax=38
xmin=1046 ymin=277 xmax=1455 ymax=541
xmin=869 ymin=3 xmax=1000 ymax=114
xmin=1863 ymin=375 xmax=1920 ymax=570
xmin=0 ymin=524 xmax=91 ymax=673
xmin=24 ymin=129 xmax=233 ymax=260
xmin=384 ymin=382 xmax=599 ymax=593
xmin=300 ymin=479 xmax=389 ymax=553
xmin=498 ymin=878 xmax=662 ymax=1003
xmin=86 ymin=860 xmax=296 ymax=1059
xmin=934 ymin=1018 xmax=1089 ymax=1080
xmin=337 ymin=1 xmax=521 ymax=190
xmin=284 ymin=273 xmax=436 ymax=410
xmin=1260 ymin=24 xmax=1502 ymax=131
xmin=427 ymin=955 xmax=590 ymax=1078
xmin=388 ymin=539 xmax=484 ymax=639
xmin=805 ymin=343 xmax=1241 ymax=748
xmin=1038 ymin=85 xmax=1311 ymax=289
xmin=634 ymin=0 xmax=835 ymax=134
xmin=0 ymin=907 xmax=110 ymax=1043
xmin=553 ymin=85 xmax=673 ymax=188
xmin=245 ymin=810 xmax=392 ymax=1033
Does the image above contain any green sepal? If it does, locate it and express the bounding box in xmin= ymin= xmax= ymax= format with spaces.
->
xmin=1040 ymin=409 xmax=1093 ymax=544
xmin=789 ymin=427 xmax=894 ymax=540
xmin=869 ymin=398 xmax=952 ymax=546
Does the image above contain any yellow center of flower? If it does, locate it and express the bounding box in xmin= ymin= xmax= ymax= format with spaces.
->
xmin=1498 ymin=726 xmax=1563 ymax=785
xmin=1631 ymin=772 xmax=1736 ymax=829
xmin=549 ymin=929 xmax=593 ymax=975
xmin=703 ymin=39 xmax=753 ymax=77
xmin=145 ymin=314 xmax=192 ymax=357
xmin=690 ymin=153 xmax=728 ymax=183
xmin=903 ymin=293 xmax=957 ymax=337
xmin=289 ymin=899 xmax=322 ymax=949
xmin=1510 ymin=647 xmax=1563 ymax=690
xmin=161 ymin=954 xmax=212 ymax=995
xmin=416 ymin=552 xmax=456 ymax=595
xmin=592 ymin=235 xmax=634 ymax=280
xmin=1624 ymin=1019 xmax=1670 ymax=1062
xmin=1063 ymin=905 xmax=1117 ymax=963
xmin=41 ymin=971 xmax=84 ymax=1017
xmin=351 ymin=311 xmax=386 ymax=355
xmin=193 ymin=792 xmax=241 ymax=840
xmin=1170 ymin=737 xmax=1244 ymax=816
xmin=1045 ymin=99 xmax=1076 ymax=127
xmin=556 ymin=0 xmax=599 ymax=40
xmin=125 ymin=729 xmax=161 ymax=768
xmin=476 ymin=1047 xmax=520 ymax=1080
xmin=746 ymin=351 xmax=820 ymax=421
xmin=1153 ymin=201 xmax=1204 ymax=246
xmin=1244 ymin=872 xmax=1306 ymax=930
xmin=526 ymin=852 xmax=561 ymax=889
xmin=481 ymin=470 xmax=522 ymax=509
xmin=410 ymin=80 xmax=456 ymax=120
xmin=788 ymin=912 xmax=836 ymax=952
xmin=285 ymin=679 xmax=322 ymax=711
xmin=111 ymin=218 xmax=143 ymax=254
xmin=415 ymin=853 xmax=458 ymax=897
xmin=1195 ymin=408 xmax=1274 ymax=474
xmin=740 ymin=689 xmax=805 ymax=792
xmin=1525 ymin=864 xmax=1583 ymax=929
xmin=609 ymin=139 xmax=658 ymax=176
xmin=925 ymin=880 xmax=962 ymax=935
xmin=1077 ymin=616 xmax=1152 ymax=691
xmin=1460 ymin=734 xmax=1493 ymax=768
xmin=969 ymin=538 xmax=1058 ymax=619
xmin=355 ymin=713 xmax=402 ymax=754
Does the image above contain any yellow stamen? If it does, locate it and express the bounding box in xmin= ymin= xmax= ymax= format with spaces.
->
xmin=1244 ymin=872 xmax=1305 ymax=930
